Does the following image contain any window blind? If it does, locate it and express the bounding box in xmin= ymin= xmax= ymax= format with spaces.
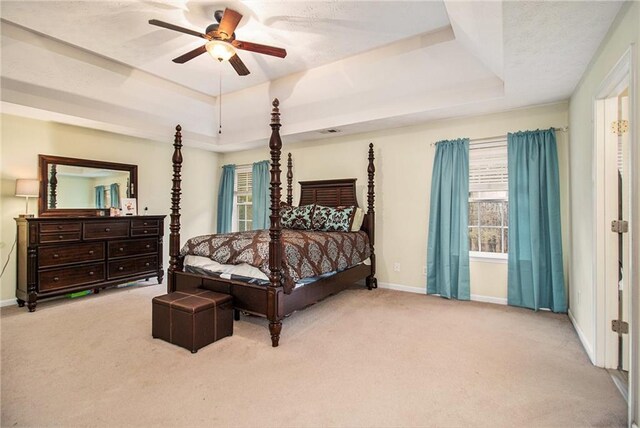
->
xmin=236 ymin=170 xmax=252 ymax=194
xmin=617 ymin=139 xmax=623 ymax=174
xmin=469 ymin=140 xmax=508 ymax=193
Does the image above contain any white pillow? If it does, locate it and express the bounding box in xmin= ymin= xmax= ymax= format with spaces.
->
xmin=351 ymin=207 xmax=365 ymax=232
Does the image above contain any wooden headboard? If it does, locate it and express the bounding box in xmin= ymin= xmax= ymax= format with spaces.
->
xmin=298 ymin=179 xmax=359 ymax=207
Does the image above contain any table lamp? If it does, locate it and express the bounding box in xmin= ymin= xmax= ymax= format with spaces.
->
xmin=15 ymin=179 xmax=39 ymax=218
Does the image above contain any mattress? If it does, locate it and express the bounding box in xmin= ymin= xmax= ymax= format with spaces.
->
xmin=183 ymin=255 xmax=369 ymax=289
xmin=180 ymin=229 xmax=371 ymax=294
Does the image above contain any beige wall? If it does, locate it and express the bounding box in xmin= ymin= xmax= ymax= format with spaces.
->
xmin=220 ymin=102 xmax=570 ymax=301
xmin=568 ymin=2 xmax=639 ymax=423
xmin=0 ymin=114 xmax=220 ymax=302
xmin=54 ymin=175 xmax=94 ymax=208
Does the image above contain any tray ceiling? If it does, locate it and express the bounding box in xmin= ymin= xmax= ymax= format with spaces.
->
xmin=0 ymin=1 xmax=625 ymax=151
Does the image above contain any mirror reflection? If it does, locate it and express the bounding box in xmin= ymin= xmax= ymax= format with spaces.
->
xmin=39 ymin=154 xmax=137 ymax=217
xmin=47 ymin=164 xmax=132 ymax=210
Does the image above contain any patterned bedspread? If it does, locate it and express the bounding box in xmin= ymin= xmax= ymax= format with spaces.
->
xmin=180 ymin=230 xmax=371 ymax=294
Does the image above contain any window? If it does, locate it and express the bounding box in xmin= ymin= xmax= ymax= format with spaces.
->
xmin=468 ymin=139 xmax=508 ymax=258
xmin=233 ymin=168 xmax=253 ymax=232
xmin=469 ymin=196 xmax=508 ymax=254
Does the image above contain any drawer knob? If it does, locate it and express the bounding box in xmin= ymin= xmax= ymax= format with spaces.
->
xmin=89 ymin=271 xmax=94 ymax=276
xmin=53 ymin=254 xmax=59 ymax=259
xmin=119 ymin=247 xmax=124 ymax=252
xmin=105 ymin=228 xmax=111 ymax=232
xmin=53 ymin=277 xmax=59 ymax=282
xmin=57 ymin=225 xmax=63 ymax=230
xmin=118 ymin=266 xmax=124 ymax=271
xmin=143 ymin=222 xmax=148 ymax=226
xmin=143 ymin=230 xmax=148 ymax=234
xmin=89 ymin=250 xmax=94 ymax=255
xmin=145 ymin=244 xmax=150 ymax=249
xmin=58 ymin=235 xmax=64 ymax=240
xmin=145 ymin=262 xmax=150 ymax=267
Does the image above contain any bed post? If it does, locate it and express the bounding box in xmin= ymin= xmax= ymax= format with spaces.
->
xmin=366 ymin=143 xmax=378 ymax=289
xmin=168 ymin=125 xmax=183 ymax=293
xmin=268 ymin=99 xmax=284 ymax=347
xmin=286 ymin=153 xmax=293 ymax=206
xmin=49 ymin=164 xmax=57 ymax=209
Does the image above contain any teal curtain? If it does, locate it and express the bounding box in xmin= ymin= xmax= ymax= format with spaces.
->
xmin=507 ymin=129 xmax=566 ymax=313
xmin=217 ymin=164 xmax=235 ymax=233
xmin=252 ymin=160 xmax=270 ymax=230
xmin=95 ymin=186 xmax=106 ymax=209
xmin=427 ymin=138 xmax=470 ymax=300
xmin=110 ymin=183 xmax=120 ymax=208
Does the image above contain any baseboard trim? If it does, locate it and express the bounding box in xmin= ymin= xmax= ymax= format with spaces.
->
xmin=0 ymin=298 xmax=16 ymax=308
xmin=377 ymin=282 xmax=425 ymax=294
xmin=607 ymin=369 xmax=629 ymax=403
xmin=377 ymin=282 xmax=507 ymax=305
xmin=568 ymin=308 xmax=596 ymax=364
xmin=470 ymin=294 xmax=507 ymax=305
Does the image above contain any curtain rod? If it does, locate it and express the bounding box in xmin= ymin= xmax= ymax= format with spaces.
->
xmin=430 ymin=126 xmax=569 ymax=147
xmin=221 ymin=158 xmax=274 ymax=169
xmin=220 ymin=162 xmax=259 ymax=169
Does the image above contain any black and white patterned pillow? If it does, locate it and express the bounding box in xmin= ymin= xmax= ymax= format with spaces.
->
xmin=280 ymin=204 xmax=315 ymax=230
xmin=311 ymin=205 xmax=355 ymax=232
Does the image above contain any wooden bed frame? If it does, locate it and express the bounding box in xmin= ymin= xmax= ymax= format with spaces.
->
xmin=167 ymin=99 xmax=377 ymax=347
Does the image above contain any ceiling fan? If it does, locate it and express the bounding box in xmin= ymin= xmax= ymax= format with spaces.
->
xmin=149 ymin=8 xmax=287 ymax=76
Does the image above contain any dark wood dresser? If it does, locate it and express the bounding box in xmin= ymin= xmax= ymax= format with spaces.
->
xmin=15 ymin=215 xmax=166 ymax=311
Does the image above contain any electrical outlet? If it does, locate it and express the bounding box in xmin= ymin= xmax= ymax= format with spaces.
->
xmin=393 ymin=262 xmax=401 ymax=272
xmin=422 ymin=266 xmax=427 ymax=276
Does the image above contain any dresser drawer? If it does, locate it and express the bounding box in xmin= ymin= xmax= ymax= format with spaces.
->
xmin=137 ymin=256 xmax=158 ymax=272
xmin=84 ymin=221 xmax=129 ymax=240
xmin=39 ymin=263 xmax=105 ymax=292
xmin=39 ymin=242 xmax=104 ymax=268
xmin=40 ymin=222 xmax=81 ymax=233
xmin=40 ymin=232 xmax=81 ymax=244
xmin=132 ymin=219 xmax=159 ymax=228
xmin=131 ymin=227 xmax=159 ymax=237
xmin=108 ymin=238 xmax=157 ymax=258
xmin=109 ymin=256 xmax=157 ymax=279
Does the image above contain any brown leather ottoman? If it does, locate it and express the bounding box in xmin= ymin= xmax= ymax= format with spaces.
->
xmin=152 ymin=290 xmax=233 ymax=353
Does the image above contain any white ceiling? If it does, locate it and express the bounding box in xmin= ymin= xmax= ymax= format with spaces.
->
xmin=0 ymin=0 xmax=625 ymax=151
xmin=1 ymin=1 xmax=451 ymax=95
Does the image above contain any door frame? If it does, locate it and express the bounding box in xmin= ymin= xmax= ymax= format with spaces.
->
xmin=592 ymin=45 xmax=637 ymax=424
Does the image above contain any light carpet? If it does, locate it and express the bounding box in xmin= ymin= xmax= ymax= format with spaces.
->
xmin=0 ymin=282 xmax=627 ymax=427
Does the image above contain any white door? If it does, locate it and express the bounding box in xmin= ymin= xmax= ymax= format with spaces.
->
xmin=594 ymin=71 xmax=632 ymax=378
xmin=615 ymin=87 xmax=631 ymax=374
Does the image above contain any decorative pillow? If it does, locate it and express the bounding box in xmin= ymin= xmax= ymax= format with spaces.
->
xmin=351 ymin=207 xmax=365 ymax=232
xmin=312 ymin=205 xmax=355 ymax=232
xmin=280 ymin=204 xmax=315 ymax=230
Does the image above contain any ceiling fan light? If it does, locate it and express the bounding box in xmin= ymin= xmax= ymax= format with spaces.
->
xmin=205 ymin=40 xmax=235 ymax=62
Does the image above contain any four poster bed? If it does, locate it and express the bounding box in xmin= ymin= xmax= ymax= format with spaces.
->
xmin=166 ymin=99 xmax=377 ymax=347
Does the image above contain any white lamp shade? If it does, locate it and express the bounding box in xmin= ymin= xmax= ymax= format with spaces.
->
xmin=15 ymin=179 xmax=39 ymax=197
xmin=205 ymin=40 xmax=235 ymax=62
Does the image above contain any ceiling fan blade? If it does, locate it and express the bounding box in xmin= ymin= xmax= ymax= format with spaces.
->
xmin=172 ymin=45 xmax=207 ymax=63
xmin=229 ymin=54 xmax=250 ymax=76
xmin=218 ymin=8 xmax=243 ymax=39
xmin=231 ymin=40 xmax=287 ymax=58
xmin=148 ymin=19 xmax=210 ymax=40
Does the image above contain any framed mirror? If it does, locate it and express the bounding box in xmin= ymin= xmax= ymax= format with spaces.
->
xmin=38 ymin=155 xmax=138 ymax=217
